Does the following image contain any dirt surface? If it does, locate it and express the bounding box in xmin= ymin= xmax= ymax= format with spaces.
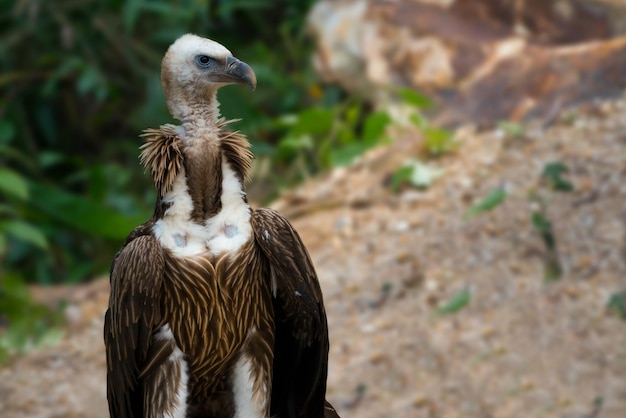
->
xmin=1 ymin=100 xmax=626 ymax=417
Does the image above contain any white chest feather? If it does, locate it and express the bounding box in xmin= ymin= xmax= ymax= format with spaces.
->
xmin=152 ymin=159 xmax=252 ymax=257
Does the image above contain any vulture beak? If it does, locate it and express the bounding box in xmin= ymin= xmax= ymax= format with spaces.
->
xmin=211 ymin=56 xmax=257 ymax=91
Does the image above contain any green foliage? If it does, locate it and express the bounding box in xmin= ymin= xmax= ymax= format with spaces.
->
xmin=530 ymin=208 xmax=562 ymax=282
xmin=0 ymin=128 xmax=151 ymax=285
xmin=390 ymin=166 xmax=416 ymax=193
xmin=0 ymin=276 xmax=65 ymax=363
xmin=423 ymin=127 xmax=458 ymax=156
xmin=436 ymin=289 xmax=471 ymax=316
xmin=498 ymin=120 xmax=525 ymax=138
xmin=465 ymin=187 xmax=507 ymax=219
xmin=270 ymin=99 xmax=393 ymax=185
xmin=0 ymin=168 xmax=28 ymax=200
xmin=460 ymin=161 xmax=573 ymax=283
xmin=390 ymin=159 xmax=443 ymax=193
xmin=400 ymin=87 xmax=456 ymax=157
xmin=528 ymin=161 xmax=573 ymax=282
xmin=607 ymin=292 xmax=626 ymax=320
xmin=0 ymin=0 xmax=322 ymax=286
xmin=541 ymin=162 xmax=574 ymax=192
xmin=398 ymin=87 xmax=433 ymax=109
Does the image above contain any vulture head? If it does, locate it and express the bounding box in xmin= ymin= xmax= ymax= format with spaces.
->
xmin=161 ymin=34 xmax=257 ymax=121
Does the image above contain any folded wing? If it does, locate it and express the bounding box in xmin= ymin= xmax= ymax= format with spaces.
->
xmin=104 ymin=232 xmax=166 ymax=418
xmin=252 ymin=208 xmax=332 ymax=418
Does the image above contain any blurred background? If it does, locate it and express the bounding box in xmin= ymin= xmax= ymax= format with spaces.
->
xmin=1 ymin=0 xmax=626 ymax=417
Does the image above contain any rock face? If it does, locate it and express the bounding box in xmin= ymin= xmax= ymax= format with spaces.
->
xmin=308 ymin=0 xmax=626 ymax=126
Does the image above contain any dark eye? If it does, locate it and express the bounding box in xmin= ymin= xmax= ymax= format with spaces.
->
xmin=195 ymin=55 xmax=213 ymax=67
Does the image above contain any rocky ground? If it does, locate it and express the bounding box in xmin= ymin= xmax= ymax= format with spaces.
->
xmin=1 ymin=97 xmax=626 ymax=418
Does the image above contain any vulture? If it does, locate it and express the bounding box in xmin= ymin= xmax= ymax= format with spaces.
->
xmin=104 ymin=34 xmax=340 ymax=418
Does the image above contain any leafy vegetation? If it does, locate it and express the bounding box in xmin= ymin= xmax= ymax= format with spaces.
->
xmin=607 ymin=292 xmax=626 ymax=320
xmin=401 ymin=88 xmax=457 ymax=157
xmin=541 ymin=162 xmax=574 ymax=192
xmin=0 ymin=276 xmax=64 ymax=362
xmin=465 ymin=186 xmax=507 ymax=219
xmin=529 ymin=161 xmax=575 ymax=282
xmin=436 ymin=289 xmax=471 ymax=316
xmin=497 ymin=120 xmax=525 ymax=138
xmin=268 ymin=98 xmax=392 ymax=189
xmin=0 ymin=0 xmax=323 ymax=287
xmin=461 ymin=162 xmax=575 ymax=282
xmin=390 ymin=159 xmax=443 ymax=193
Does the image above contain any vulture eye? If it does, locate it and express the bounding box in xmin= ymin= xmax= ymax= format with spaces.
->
xmin=195 ymin=55 xmax=213 ymax=68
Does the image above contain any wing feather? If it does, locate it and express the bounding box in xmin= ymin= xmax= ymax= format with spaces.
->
xmin=252 ymin=208 xmax=331 ymax=418
xmin=104 ymin=233 xmax=165 ymax=418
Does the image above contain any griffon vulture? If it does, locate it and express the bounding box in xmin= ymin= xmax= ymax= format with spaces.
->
xmin=104 ymin=34 xmax=340 ymax=418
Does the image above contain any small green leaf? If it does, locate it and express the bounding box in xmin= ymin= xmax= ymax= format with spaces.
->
xmin=541 ymin=162 xmax=567 ymax=178
xmin=390 ymin=160 xmax=444 ymax=193
xmin=607 ymin=292 xmax=626 ymax=320
xmin=1 ymin=221 xmax=48 ymax=249
xmin=531 ymin=212 xmax=552 ymax=232
xmin=362 ymin=111 xmax=391 ymax=144
xmin=381 ymin=282 xmax=393 ymax=295
xmin=436 ymin=290 xmax=471 ymax=316
xmin=465 ymin=187 xmax=507 ymax=219
xmin=593 ymin=397 xmax=604 ymax=410
xmin=329 ymin=142 xmax=370 ymax=167
xmin=390 ymin=166 xmax=414 ymax=193
xmin=356 ymin=383 xmax=367 ymax=395
xmin=409 ymin=112 xmax=427 ymax=129
xmin=0 ymin=168 xmax=29 ymax=200
xmin=498 ymin=121 xmax=525 ymax=138
xmin=398 ymin=87 xmax=432 ymax=109
xmin=541 ymin=162 xmax=574 ymax=192
xmin=34 ymin=327 xmax=65 ymax=349
xmin=531 ymin=211 xmax=557 ymax=249
xmin=344 ymin=105 xmax=361 ymax=128
xmin=409 ymin=161 xmax=443 ymax=188
xmin=424 ymin=127 xmax=456 ymax=156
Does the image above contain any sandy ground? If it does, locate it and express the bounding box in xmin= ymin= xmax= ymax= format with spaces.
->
xmin=1 ymin=99 xmax=626 ymax=417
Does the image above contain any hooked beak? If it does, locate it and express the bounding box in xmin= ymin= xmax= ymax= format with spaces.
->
xmin=209 ymin=56 xmax=257 ymax=91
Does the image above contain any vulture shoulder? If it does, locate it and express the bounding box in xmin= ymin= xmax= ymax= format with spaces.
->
xmin=251 ymin=208 xmax=332 ymax=418
xmin=104 ymin=228 xmax=169 ymax=418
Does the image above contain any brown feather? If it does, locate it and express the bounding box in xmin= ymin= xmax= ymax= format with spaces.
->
xmin=183 ymin=140 xmax=223 ymax=222
xmin=139 ymin=125 xmax=184 ymax=198
xmin=161 ymin=240 xmax=275 ymax=406
xmin=217 ymin=118 xmax=254 ymax=184
xmin=143 ymin=338 xmax=183 ymax=418
xmin=105 ymin=233 xmax=168 ymax=418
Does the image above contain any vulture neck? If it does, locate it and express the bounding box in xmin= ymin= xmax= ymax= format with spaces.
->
xmin=145 ymin=87 xmax=253 ymax=256
xmin=174 ymin=90 xmax=245 ymax=224
xmin=175 ymin=90 xmax=222 ymax=139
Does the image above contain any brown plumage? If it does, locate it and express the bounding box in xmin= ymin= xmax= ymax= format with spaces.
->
xmin=104 ymin=34 xmax=340 ymax=418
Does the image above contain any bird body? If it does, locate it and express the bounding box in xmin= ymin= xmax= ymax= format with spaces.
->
xmin=104 ymin=34 xmax=339 ymax=418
